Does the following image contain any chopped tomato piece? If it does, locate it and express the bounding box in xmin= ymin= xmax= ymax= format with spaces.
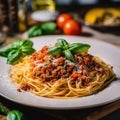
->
xmin=71 ymin=71 xmax=79 ymax=78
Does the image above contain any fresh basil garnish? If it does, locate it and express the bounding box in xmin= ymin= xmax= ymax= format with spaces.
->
xmin=0 ymin=39 xmax=35 ymax=64
xmin=48 ymin=39 xmax=91 ymax=62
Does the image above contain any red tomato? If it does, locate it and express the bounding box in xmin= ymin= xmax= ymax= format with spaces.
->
xmin=63 ymin=19 xmax=82 ymax=35
xmin=56 ymin=13 xmax=73 ymax=30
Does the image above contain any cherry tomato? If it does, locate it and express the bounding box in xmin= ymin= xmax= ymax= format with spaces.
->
xmin=56 ymin=13 xmax=73 ymax=30
xmin=63 ymin=19 xmax=82 ymax=35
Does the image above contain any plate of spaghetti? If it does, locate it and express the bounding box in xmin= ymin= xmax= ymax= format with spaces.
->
xmin=0 ymin=35 xmax=120 ymax=109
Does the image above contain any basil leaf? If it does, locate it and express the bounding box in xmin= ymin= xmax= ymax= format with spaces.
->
xmin=0 ymin=47 xmax=13 ymax=57
xmin=73 ymin=45 xmax=90 ymax=53
xmin=57 ymin=39 xmax=68 ymax=48
xmin=41 ymin=22 xmax=56 ymax=35
xmin=28 ymin=25 xmax=40 ymax=34
xmin=68 ymin=45 xmax=79 ymax=51
xmin=0 ymin=39 xmax=35 ymax=64
xmin=21 ymin=40 xmax=33 ymax=47
xmin=7 ymin=50 xmax=22 ymax=64
xmin=11 ymin=40 xmax=22 ymax=48
xmin=69 ymin=43 xmax=87 ymax=49
xmin=7 ymin=110 xmax=24 ymax=120
xmin=20 ymin=46 xmax=35 ymax=55
xmin=28 ymin=25 xmax=42 ymax=38
xmin=48 ymin=46 xmax=63 ymax=55
xmin=30 ymin=29 xmax=42 ymax=37
xmin=64 ymin=50 xmax=75 ymax=62
xmin=0 ymin=105 xmax=8 ymax=115
xmin=63 ymin=60 xmax=67 ymax=69
xmin=69 ymin=43 xmax=90 ymax=53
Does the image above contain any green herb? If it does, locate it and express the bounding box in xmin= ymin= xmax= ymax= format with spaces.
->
xmin=0 ymin=105 xmax=24 ymax=120
xmin=7 ymin=110 xmax=24 ymax=120
xmin=28 ymin=25 xmax=42 ymax=38
xmin=41 ymin=22 xmax=57 ymax=35
xmin=28 ymin=22 xmax=56 ymax=38
xmin=7 ymin=49 xmax=22 ymax=64
xmin=0 ymin=47 xmax=13 ymax=57
xmin=48 ymin=39 xmax=91 ymax=62
xmin=0 ymin=39 xmax=35 ymax=64
xmin=64 ymin=50 xmax=75 ymax=62
xmin=47 ymin=46 xmax=63 ymax=55
xmin=69 ymin=43 xmax=91 ymax=53
xmin=0 ymin=105 xmax=8 ymax=115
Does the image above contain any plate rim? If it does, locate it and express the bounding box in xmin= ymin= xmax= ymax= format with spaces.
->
xmin=0 ymin=35 xmax=120 ymax=110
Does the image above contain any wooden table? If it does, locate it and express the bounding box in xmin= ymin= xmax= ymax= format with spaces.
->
xmin=0 ymin=25 xmax=120 ymax=120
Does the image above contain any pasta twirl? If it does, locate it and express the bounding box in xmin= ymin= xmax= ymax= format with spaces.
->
xmin=10 ymin=44 xmax=115 ymax=99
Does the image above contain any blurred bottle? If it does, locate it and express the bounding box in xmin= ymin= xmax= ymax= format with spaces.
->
xmin=8 ymin=0 xmax=19 ymax=34
xmin=31 ymin=0 xmax=56 ymax=11
xmin=0 ymin=0 xmax=19 ymax=35
xmin=18 ymin=0 xmax=28 ymax=32
xmin=0 ymin=0 xmax=10 ymax=34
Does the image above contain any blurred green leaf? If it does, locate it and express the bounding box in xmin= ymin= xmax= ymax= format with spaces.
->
xmin=28 ymin=25 xmax=42 ymax=38
xmin=41 ymin=22 xmax=56 ymax=35
xmin=7 ymin=110 xmax=24 ymax=120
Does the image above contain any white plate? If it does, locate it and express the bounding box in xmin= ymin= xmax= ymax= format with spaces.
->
xmin=0 ymin=35 xmax=120 ymax=110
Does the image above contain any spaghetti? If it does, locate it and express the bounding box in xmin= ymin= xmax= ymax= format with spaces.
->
xmin=10 ymin=42 xmax=115 ymax=99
